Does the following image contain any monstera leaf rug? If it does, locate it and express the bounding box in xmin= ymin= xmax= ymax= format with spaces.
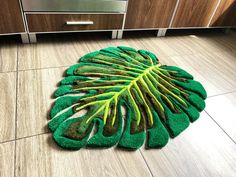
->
xmin=48 ymin=46 xmax=207 ymax=150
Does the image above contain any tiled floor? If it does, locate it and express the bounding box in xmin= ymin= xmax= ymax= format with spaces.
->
xmin=0 ymin=30 xmax=236 ymax=177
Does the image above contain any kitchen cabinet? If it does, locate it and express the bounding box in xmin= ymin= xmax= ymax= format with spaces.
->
xmin=0 ymin=0 xmax=235 ymax=42
xmin=171 ymin=0 xmax=219 ymax=27
xmin=125 ymin=0 xmax=177 ymax=29
xmin=210 ymin=0 xmax=236 ymax=27
xmin=0 ymin=0 xmax=25 ymax=34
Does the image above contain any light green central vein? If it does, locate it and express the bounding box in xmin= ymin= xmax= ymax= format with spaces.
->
xmin=79 ymin=64 xmax=162 ymax=125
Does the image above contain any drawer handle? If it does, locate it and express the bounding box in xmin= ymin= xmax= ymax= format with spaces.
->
xmin=65 ymin=21 xmax=94 ymax=25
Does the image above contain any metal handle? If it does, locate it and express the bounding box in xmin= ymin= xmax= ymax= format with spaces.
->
xmin=65 ymin=21 xmax=94 ymax=25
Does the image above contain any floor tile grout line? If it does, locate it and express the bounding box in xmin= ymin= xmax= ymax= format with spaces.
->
xmin=0 ymin=70 xmax=17 ymax=74
xmin=17 ymin=65 xmax=73 ymax=72
xmin=16 ymin=132 xmax=50 ymax=142
xmin=204 ymin=110 xmax=236 ymax=145
xmin=207 ymin=91 xmax=236 ymax=98
xmin=14 ymin=43 xmax=20 ymax=177
xmin=0 ymin=132 xmax=50 ymax=145
xmin=0 ymin=139 xmax=16 ymax=145
xmin=138 ymin=150 xmax=155 ymax=177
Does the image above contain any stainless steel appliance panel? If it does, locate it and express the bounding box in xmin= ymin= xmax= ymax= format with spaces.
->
xmin=22 ymin=0 xmax=127 ymax=12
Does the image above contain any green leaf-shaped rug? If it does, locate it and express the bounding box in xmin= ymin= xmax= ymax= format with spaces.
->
xmin=48 ymin=46 xmax=207 ymax=150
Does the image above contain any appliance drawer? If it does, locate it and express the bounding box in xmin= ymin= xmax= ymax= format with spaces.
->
xmin=22 ymin=0 xmax=128 ymax=13
xmin=26 ymin=14 xmax=124 ymax=32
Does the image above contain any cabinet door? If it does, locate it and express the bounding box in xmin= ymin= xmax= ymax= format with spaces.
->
xmin=125 ymin=0 xmax=177 ymax=29
xmin=0 ymin=0 xmax=25 ymax=34
xmin=210 ymin=0 xmax=236 ymax=27
xmin=171 ymin=0 xmax=219 ymax=27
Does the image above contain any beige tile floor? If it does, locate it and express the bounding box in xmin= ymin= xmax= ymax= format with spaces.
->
xmin=0 ymin=30 xmax=236 ymax=177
